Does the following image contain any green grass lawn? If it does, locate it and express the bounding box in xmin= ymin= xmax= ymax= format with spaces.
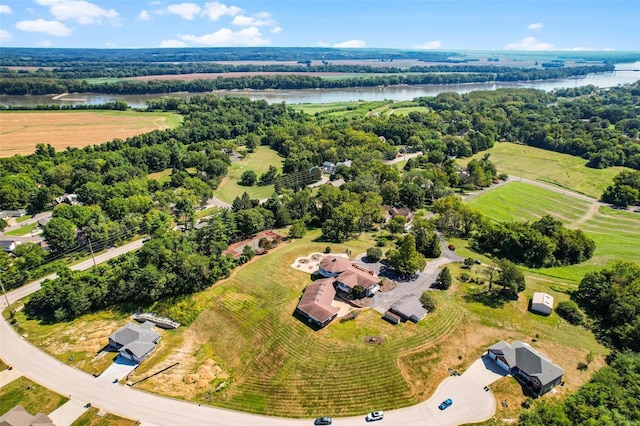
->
xmin=388 ymin=106 xmax=430 ymax=116
xmin=4 ymin=222 xmax=39 ymax=236
xmin=214 ymin=146 xmax=284 ymax=203
xmin=467 ymin=181 xmax=592 ymax=224
xmin=15 ymin=215 xmax=33 ymax=223
xmin=71 ymin=408 xmax=139 ymax=426
xmin=466 ymin=182 xmax=640 ymax=284
xmin=0 ymin=377 xmax=68 ymax=416
xmin=146 ymin=168 xmax=173 ymax=185
xmin=460 ymin=142 xmax=628 ymax=199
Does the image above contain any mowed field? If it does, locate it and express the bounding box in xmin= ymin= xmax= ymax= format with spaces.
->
xmin=0 ymin=110 xmax=182 ymax=157
xmin=467 ymin=181 xmax=640 ymax=283
xmin=214 ymin=146 xmax=284 ymax=203
xmin=460 ymin=142 xmax=627 ymax=199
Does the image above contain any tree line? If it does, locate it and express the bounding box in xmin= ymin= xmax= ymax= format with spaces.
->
xmin=0 ymin=65 xmax=614 ymax=96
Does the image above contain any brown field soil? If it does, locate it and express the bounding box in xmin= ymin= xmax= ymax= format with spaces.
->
xmin=126 ymin=71 xmax=348 ymax=81
xmin=0 ymin=111 xmax=179 ymax=157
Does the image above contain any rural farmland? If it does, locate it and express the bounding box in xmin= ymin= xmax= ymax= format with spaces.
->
xmin=0 ymin=110 xmax=182 ymax=157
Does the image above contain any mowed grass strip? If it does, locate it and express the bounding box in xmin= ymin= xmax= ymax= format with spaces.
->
xmin=467 ymin=181 xmax=591 ymax=224
xmin=0 ymin=376 xmax=68 ymax=416
xmin=467 ymin=182 xmax=640 ymax=283
xmin=214 ymin=146 xmax=284 ymax=203
xmin=0 ymin=110 xmax=182 ymax=157
xmin=459 ymin=142 xmax=627 ymax=199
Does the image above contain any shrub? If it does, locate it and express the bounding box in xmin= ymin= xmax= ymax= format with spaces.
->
xmin=435 ymin=267 xmax=452 ymax=289
xmin=459 ymin=272 xmax=471 ymax=282
xmin=324 ymin=246 xmax=332 ymax=253
xmin=239 ymin=170 xmax=257 ymax=186
xmin=366 ymin=247 xmax=383 ymax=262
xmin=556 ymin=300 xmax=584 ymax=325
xmin=420 ymin=291 xmax=436 ymax=312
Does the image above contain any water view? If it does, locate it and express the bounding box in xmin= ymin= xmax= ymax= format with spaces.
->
xmin=1 ymin=63 xmax=639 ymax=108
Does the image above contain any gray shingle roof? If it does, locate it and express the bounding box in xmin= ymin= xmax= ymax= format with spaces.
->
xmin=488 ymin=341 xmax=564 ymax=387
xmin=390 ymin=295 xmax=427 ymax=322
xmin=109 ymin=322 xmax=160 ymax=347
xmin=120 ymin=341 xmax=157 ymax=360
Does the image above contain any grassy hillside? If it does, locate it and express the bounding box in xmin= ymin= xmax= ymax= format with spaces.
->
xmin=467 ymin=182 xmax=640 ymax=283
xmin=460 ymin=143 xmax=628 ymax=199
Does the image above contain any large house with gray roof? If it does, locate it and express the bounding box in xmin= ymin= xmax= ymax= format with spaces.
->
xmin=487 ymin=341 xmax=564 ymax=396
xmin=108 ymin=321 xmax=161 ymax=363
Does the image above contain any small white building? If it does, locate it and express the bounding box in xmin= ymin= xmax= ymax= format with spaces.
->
xmin=531 ymin=292 xmax=554 ymax=315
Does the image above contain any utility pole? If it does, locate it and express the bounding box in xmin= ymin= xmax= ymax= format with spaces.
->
xmin=0 ymin=274 xmax=10 ymax=309
xmin=87 ymin=237 xmax=97 ymax=267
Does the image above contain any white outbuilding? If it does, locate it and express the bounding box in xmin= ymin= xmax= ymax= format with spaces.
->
xmin=531 ymin=292 xmax=554 ymax=315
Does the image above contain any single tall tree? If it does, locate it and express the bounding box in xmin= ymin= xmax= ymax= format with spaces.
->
xmin=387 ymin=234 xmax=426 ymax=277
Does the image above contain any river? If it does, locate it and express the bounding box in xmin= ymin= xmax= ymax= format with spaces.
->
xmin=1 ymin=62 xmax=639 ymax=108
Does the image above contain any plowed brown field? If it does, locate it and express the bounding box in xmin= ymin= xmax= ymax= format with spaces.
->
xmin=0 ymin=111 xmax=180 ymax=157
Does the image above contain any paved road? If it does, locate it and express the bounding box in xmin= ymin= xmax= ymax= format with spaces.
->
xmin=0 ymin=239 xmax=144 ymax=309
xmin=1 ymin=212 xmax=52 ymax=234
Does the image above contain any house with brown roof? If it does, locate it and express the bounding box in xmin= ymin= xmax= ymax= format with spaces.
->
xmin=0 ymin=405 xmax=54 ymax=426
xmin=295 ymin=278 xmax=339 ymax=328
xmin=335 ymin=264 xmax=381 ymax=297
xmin=318 ymin=255 xmax=352 ymax=278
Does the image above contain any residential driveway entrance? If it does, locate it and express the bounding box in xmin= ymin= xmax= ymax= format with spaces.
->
xmin=391 ymin=375 xmax=495 ymax=426
xmin=97 ymin=355 xmax=138 ymax=383
xmin=462 ymin=355 xmax=509 ymax=386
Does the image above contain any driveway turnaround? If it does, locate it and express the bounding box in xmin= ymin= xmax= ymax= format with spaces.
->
xmin=462 ymin=356 xmax=509 ymax=386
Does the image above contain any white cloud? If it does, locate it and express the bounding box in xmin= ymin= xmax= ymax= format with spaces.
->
xmin=334 ymin=39 xmax=365 ymax=48
xmin=504 ymin=37 xmax=554 ymax=50
xmin=167 ymin=2 xmax=201 ymax=20
xmin=15 ymin=19 xmax=72 ymax=36
xmin=104 ymin=41 xmax=115 ymax=47
xmin=138 ymin=10 xmax=150 ymax=21
xmin=0 ymin=4 xmax=12 ymax=14
xmin=179 ymin=26 xmax=270 ymax=46
xmin=414 ymin=40 xmax=442 ymax=49
xmin=0 ymin=29 xmax=12 ymax=41
xmin=317 ymin=41 xmax=329 ymax=47
xmin=566 ymin=46 xmax=593 ymax=51
xmin=270 ymin=26 xmax=282 ymax=34
xmin=35 ymin=0 xmax=118 ymax=25
xmin=231 ymin=14 xmax=274 ymax=27
xmin=37 ymin=40 xmax=53 ymax=46
xmin=160 ymin=39 xmax=186 ymax=47
xmin=201 ymin=1 xmax=241 ymax=21
xmin=527 ymin=22 xmax=544 ymax=30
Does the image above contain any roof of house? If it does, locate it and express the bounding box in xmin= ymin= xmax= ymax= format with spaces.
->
xmin=108 ymin=322 xmax=160 ymax=347
xmin=0 ymin=405 xmax=54 ymax=426
xmin=296 ymin=278 xmax=339 ymax=323
xmin=335 ymin=265 xmax=380 ymax=290
xmin=488 ymin=341 xmax=565 ymax=386
xmin=319 ymin=256 xmax=352 ymax=274
xmin=389 ymin=295 xmax=428 ymax=322
xmin=0 ymin=240 xmax=18 ymax=249
xmin=120 ymin=341 xmax=158 ymax=360
xmin=532 ymin=292 xmax=554 ymax=307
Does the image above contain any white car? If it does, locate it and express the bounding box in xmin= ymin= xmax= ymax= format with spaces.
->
xmin=366 ymin=411 xmax=384 ymax=422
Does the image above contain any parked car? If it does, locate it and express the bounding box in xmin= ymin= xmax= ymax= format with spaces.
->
xmin=474 ymin=259 xmax=482 ymax=265
xmin=366 ymin=411 xmax=384 ymax=421
xmin=439 ymin=398 xmax=453 ymax=410
xmin=314 ymin=417 xmax=332 ymax=425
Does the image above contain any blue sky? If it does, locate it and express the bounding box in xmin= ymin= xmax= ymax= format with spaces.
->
xmin=0 ymin=0 xmax=638 ymax=50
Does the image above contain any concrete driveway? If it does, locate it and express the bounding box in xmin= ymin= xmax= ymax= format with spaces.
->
xmin=391 ymin=376 xmax=495 ymax=426
xmin=462 ymin=355 xmax=509 ymax=386
xmin=97 ymin=355 xmax=138 ymax=383
xmin=49 ymin=399 xmax=91 ymax=426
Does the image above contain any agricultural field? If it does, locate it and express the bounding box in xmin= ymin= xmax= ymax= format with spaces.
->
xmin=214 ymin=146 xmax=284 ymax=203
xmin=460 ymin=143 xmax=627 ymax=199
xmin=467 ymin=181 xmax=640 ymax=283
xmin=0 ymin=110 xmax=182 ymax=157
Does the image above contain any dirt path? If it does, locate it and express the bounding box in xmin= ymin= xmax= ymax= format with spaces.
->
xmin=570 ymin=201 xmax=600 ymax=227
